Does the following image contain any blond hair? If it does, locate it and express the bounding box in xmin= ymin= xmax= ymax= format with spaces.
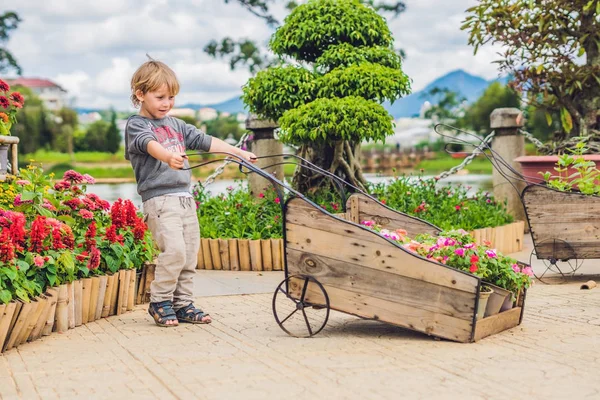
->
xmin=130 ymin=59 xmax=180 ymax=107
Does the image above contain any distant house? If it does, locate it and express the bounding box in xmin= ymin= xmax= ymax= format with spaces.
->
xmin=78 ymin=112 xmax=103 ymax=125
xmin=198 ymin=107 xmax=218 ymax=121
xmin=168 ymin=108 xmax=197 ymax=119
xmin=5 ymin=77 xmax=68 ymax=111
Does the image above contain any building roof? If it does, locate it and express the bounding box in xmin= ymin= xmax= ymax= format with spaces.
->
xmin=4 ymin=77 xmax=67 ymax=92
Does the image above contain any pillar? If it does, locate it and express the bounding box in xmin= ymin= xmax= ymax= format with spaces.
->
xmin=490 ymin=108 xmax=526 ymax=223
xmin=245 ymin=114 xmax=283 ymax=197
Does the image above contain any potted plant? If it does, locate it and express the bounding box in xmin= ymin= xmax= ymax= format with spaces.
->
xmin=0 ymin=79 xmax=24 ymax=175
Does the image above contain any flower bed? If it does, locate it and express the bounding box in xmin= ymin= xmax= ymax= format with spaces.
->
xmin=0 ymin=166 xmax=156 ymax=352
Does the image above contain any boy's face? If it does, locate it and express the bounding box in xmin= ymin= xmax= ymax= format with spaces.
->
xmin=137 ymin=84 xmax=175 ymax=119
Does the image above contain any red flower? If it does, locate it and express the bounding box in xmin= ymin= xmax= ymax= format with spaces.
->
xmin=274 ymin=197 xmax=280 ymax=204
xmin=54 ymin=180 xmax=71 ymax=191
xmin=63 ymin=170 xmax=84 ymax=183
xmin=63 ymin=198 xmax=82 ymax=209
xmin=12 ymin=102 xmax=22 ymax=109
xmin=79 ymin=209 xmax=94 ymax=219
xmin=105 ymin=224 xmax=124 ymax=244
xmin=0 ymin=97 xmax=7 ymax=109
xmin=124 ymin=199 xmax=137 ymax=226
xmin=88 ymin=247 xmax=101 ymax=270
xmin=133 ymin=218 xmax=147 ymax=241
xmin=85 ymin=221 xmax=97 ymax=250
xmin=9 ymin=92 xmax=24 ymax=103
xmin=258 ymin=193 xmax=265 ymax=198
xmin=470 ymin=255 xmax=479 ymax=263
xmin=61 ymin=224 xmax=75 ymax=249
xmin=469 ymin=264 xmax=478 ymax=273
xmin=110 ymin=199 xmax=125 ymax=229
xmin=0 ymin=80 xmax=9 ymax=92
xmin=29 ymin=216 xmax=50 ymax=253
xmin=455 ymin=205 xmax=461 ymax=211
xmin=0 ymin=230 xmax=15 ymax=262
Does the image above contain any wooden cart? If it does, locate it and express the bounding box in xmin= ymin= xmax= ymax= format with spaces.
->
xmin=522 ymin=184 xmax=596 ymax=282
xmin=187 ymin=152 xmax=527 ymax=342
xmin=274 ymin=191 xmax=526 ymax=342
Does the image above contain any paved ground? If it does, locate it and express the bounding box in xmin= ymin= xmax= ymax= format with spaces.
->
xmin=1 ymin=235 xmax=599 ymax=400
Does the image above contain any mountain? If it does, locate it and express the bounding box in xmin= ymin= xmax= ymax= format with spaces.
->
xmin=384 ymin=69 xmax=509 ymax=119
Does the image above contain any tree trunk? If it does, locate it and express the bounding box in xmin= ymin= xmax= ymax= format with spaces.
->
xmin=293 ymin=139 xmax=367 ymax=194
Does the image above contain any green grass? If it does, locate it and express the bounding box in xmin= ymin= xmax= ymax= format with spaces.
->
xmin=415 ymin=153 xmax=493 ymax=174
xmin=47 ymin=163 xmax=134 ymax=179
xmin=23 ymin=150 xmax=126 ymax=164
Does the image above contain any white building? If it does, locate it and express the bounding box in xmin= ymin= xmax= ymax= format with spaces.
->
xmin=5 ymin=77 xmax=68 ymax=111
xmin=198 ymin=107 xmax=218 ymax=121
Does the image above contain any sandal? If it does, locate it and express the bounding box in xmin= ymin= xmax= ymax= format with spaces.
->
xmin=148 ymin=301 xmax=179 ymax=327
xmin=175 ymin=303 xmax=212 ymax=324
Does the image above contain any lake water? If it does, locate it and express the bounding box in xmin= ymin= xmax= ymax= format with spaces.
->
xmin=86 ymin=173 xmax=493 ymax=208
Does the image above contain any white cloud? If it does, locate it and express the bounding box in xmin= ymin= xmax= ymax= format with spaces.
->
xmin=5 ymin=0 xmax=503 ymax=109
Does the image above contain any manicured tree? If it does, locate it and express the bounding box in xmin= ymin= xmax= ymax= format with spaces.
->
xmin=242 ymin=0 xmax=410 ymax=192
xmin=463 ymin=0 xmax=600 ymax=153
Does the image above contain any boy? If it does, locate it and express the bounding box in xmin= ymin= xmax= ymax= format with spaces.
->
xmin=126 ymin=59 xmax=256 ymax=327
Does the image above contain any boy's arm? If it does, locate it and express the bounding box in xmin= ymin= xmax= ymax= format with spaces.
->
xmin=127 ymin=118 xmax=187 ymax=170
xmin=182 ymin=122 xmax=256 ymax=162
xmin=208 ymin=137 xmax=257 ymax=163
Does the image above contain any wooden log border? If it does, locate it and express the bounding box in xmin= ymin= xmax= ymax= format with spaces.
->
xmin=196 ymin=238 xmax=284 ymax=271
xmin=0 ymin=266 xmax=147 ymax=354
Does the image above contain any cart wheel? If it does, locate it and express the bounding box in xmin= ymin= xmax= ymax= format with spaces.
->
xmin=530 ymin=238 xmax=583 ymax=284
xmin=272 ymin=274 xmax=330 ymax=338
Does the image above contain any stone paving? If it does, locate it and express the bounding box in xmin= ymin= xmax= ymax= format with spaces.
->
xmin=1 ymin=235 xmax=600 ymax=400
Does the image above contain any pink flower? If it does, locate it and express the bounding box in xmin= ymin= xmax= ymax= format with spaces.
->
xmin=512 ymin=264 xmax=521 ymax=273
xmin=521 ymin=266 xmax=534 ymax=277
xmin=226 ymin=186 xmax=234 ymax=191
xmin=54 ymin=180 xmax=71 ymax=191
xmin=485 ymin=249 xmax=497 ymax=259
xmin=63 ymin=170 xmax=84 ymax=183
xmin=16 ymin=179 xmax=31 ymax=186
xmin=455 ymin=205 xmax=461 ymax=211
xmin=82 ymin=174 xmax=96 ymax=184
xmin=454 ymin=248 xmax=465 ymax=257
xmin=361 ymin=220 xmax=375 ymax=227
xmin=34 ymin=255 xmax=44 ymax=268
xmin=79 ymin=209 xmax=94 ymax=219
xmin=274 ymin=197 xmax=280 ymax=204
xmin=464 ymin=243 xmax=475 ymax=249
xmin=258 ymin=193 xmax=265 ymax=198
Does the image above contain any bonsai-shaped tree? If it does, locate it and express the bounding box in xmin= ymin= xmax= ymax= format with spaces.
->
xmin=463 ymin=0 xmax=600 ymax=154
xmin=242 ymin=0 xmax=410 ymax=192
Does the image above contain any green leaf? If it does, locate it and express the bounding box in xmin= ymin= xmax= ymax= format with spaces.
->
xmin=545 ymin=112 xmax=553 ymax=127
xmin=21 ymin=191 xmax=37 ymax=201
xmin=560 ymin=107 xmax=573 ymax=133
xmin=34 ymin=205 xmax=53 ymax=217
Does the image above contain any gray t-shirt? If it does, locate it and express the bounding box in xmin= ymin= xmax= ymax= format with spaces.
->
xmin=125 ymin=115 xmax=213 ymax=202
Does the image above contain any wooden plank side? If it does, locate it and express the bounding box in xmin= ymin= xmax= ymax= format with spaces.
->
xmin=285 ymin=221 xmax=478 ymax=294
xmin=524 ymin=185 xmax=600 ymax=259
xmin=287 ymin=249 xmax=476 ymax=320
xmin=473 ymin=307 xmax=521 ymax=342
xmin=288 ymin=278 xmax=473 ymax=343
xmin=346 ymin=194 xmax=441 ymax=237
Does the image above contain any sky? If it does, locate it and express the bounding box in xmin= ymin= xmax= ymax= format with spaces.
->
xmin=4 ymin=0 xmax=503 ymax=110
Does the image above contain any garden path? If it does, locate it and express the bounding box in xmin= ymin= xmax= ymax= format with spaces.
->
xmin=1 ymin=234 xmax=599 ymax=399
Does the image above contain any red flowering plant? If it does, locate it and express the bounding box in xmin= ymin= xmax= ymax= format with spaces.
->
xmin=93 ymin=198 xmax=155 ymax=274
xmin=0 ymin=165 xmax=156 ymax=304
xmin=361 ymin=221 xmax=533 ymax=295
xmin=0 ymin=79 xmax=25 ymax=136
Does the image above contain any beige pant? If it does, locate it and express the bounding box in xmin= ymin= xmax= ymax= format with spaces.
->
xmin=143 ymin=195 xmax=199 ymax=309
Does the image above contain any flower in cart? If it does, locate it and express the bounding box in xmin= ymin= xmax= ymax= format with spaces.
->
xmin=361 ymin=222 xmax=533 ymax=294
xmin=34 ymin=255 xmax=44 ymax=268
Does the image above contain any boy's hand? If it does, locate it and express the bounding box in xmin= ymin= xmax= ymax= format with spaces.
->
xmin=167 ymin=153 xmax=188 ymax=170
xmin=238 ymin=150 xmax=257 ymax=163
